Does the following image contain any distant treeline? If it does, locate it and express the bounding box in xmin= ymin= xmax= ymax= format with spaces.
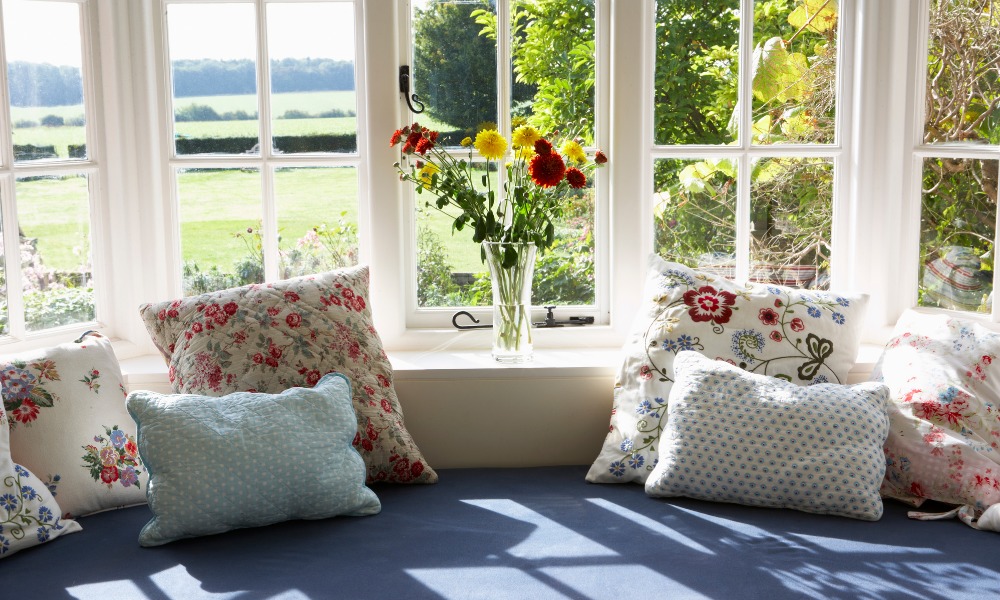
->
xmin=8 ymin=58 xmax=355 ymax=107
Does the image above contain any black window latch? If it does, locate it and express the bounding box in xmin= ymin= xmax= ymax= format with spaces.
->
xmin=451 ymin=307 xmax=593 ymax=330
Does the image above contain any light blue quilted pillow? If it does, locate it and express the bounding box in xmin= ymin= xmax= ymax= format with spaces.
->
xmin=127 ymin=373 xmax=381 ymax=547
xmin=645 ymin=351 xmax=890 ymax=521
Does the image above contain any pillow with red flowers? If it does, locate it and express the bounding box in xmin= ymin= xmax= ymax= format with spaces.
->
xmin=873 ymin=310 xmax=1000 ymax=529
xmin=586 ymin=254 xmax=869 ymax=484
xmin=1 ymin=332 xmax=148 ymax=517
xmin=139 ymin=266 xmax=437 ymax=484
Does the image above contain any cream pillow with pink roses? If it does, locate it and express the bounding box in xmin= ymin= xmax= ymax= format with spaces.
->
xmin=874 ymin=310 xmax=1000 ymax=531
xmin=139 ymin=266 xmax=437 ymax=485
xmin=586 ymin=254 xmax=869 ymax=484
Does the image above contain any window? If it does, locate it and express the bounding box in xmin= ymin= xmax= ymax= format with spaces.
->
xmin=406 ymin=0 xmax=605 ymax=323
xmin=651 ymin=0 xmax=845 ymax=289
xmin=1 ymin=1 xmax=975 ymax=358
xmin=0 ymin=0 xmax=99 ymax=340
xmin=162 ymin=0 xmax=363 ymax=297
xmin=914 ymin=0 xmax=999 ymax=315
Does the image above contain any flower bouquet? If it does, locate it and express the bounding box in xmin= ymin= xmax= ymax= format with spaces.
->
xmin=391 ymin=122 xmax=607 ymax=361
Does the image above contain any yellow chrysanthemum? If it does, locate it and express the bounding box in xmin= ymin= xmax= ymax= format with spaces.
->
xmin=460 ymin=136 xmax=473 ymax=147
xmin=514 ymin=146 xmax=535 ymax=161
xmin=512 ymin=125 xmax=541 ymax=149
xmin=561 ymin=140 xmax=587 ymax=164
xmin=418 ymin=162 xmax=440 ymax=188
xmin=474 ymin=129 xmax=508 ymax=160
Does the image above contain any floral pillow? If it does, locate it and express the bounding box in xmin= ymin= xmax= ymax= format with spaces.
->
xmin=586 ymin=254 xmax=869 ymax=484
xmin=1 ymin=402 xmax=81 ymax=558
xmin=873 ymin=310 xmax=1000 ymax=528
xmin=1 ymin=332 xmax=147 ymax=517
xmin=646 ymin=351 xmax=890 ymax=521
xmin=139 ymin=266 xmax=437 ymax=484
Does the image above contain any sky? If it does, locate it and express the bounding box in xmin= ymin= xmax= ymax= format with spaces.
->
xmin=2 ymin=1 xmax=356 ymax=67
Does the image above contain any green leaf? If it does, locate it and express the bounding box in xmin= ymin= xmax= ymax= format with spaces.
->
xmin=31 ymin=387 xmax=56 ymax=408
xmin=788 ymin=0 xmax=838 ymax=34
xmin=752 ymin=37 xmax=810 ymax=104
xmin=678 ymin=164 xmax=706 ymax=193
xmin=501 ymin=245 xmax=518 ymax=269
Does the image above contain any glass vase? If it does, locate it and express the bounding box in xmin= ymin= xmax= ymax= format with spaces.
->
xmin=482 ymin=241 xmax=536 ymax=363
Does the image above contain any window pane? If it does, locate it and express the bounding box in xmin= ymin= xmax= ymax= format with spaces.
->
xmin=412 ymin=0 xmax=497 ymax=146
xmin=167 ymin=3 xmax=260 ymax=155
xmin=509 ymin=0 xmax=595 ymax=145
xmin=416 ymin=162 xmax=497 ymax=308
xmin=15 ymin=174 xmax=95 ymax=331
xmin=275 ymin=167 xmax=359 ymax=278
xmin=924 ymin=0 xmax=1000 ymax=145
xmin=414 ymin=164 xmax=595 ymax=308
xmin=750 ymin=157 xmax=832 ymax=289
xmin=653 ymin=158 xmax=738 ymax=272
xmin=4 ymin=0 xmax=87 ymax=161
xmin=267 ymin=2 xmax=358 ymax=154
xmin=751 ymin=0 xmax=839 ymax=145
xmin=653 ymin=0 xmax=740 ymax=146
xmin=919 ymin=158 xmax=998 ymax=313
xmin=177 ymin=168 xmax=263 ymax=296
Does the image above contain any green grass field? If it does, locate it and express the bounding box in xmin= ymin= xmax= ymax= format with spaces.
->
xmin=11 ymin=90 xmax=485 ymax=275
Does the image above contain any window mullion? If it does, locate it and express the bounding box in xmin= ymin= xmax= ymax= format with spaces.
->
xmin=496 ymin=0 xmax=512 ymax=138
xmin=734 ymin=0 xmax=754 ymax=283
xmin=254 ymin=0 xmax=279 ymax=281
xmin=0 ymin=175 xmax=26 ymax=338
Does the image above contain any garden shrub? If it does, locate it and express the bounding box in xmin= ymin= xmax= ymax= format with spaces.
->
xmin=0 ymin=287 xmax=95 ymax=331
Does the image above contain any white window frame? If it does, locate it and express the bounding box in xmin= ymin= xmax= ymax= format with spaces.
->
xmin=151 ymin=0 xmax=370 ymax=300
xmin=393 ymin=0 xmax=613 ymax=338
xmin=642 ymin=0 xmax=856 ymax=292
xmin=0 ymin=0 xmax=114 ymax=352
xmin=0 ymin=0 xmax=957 ymax=358
xmin=894 ymin=0 xmax=1000 ymax=324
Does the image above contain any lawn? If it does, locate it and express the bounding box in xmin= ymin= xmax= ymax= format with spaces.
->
xmin=10 ymin=90 xmax=491 ymax=276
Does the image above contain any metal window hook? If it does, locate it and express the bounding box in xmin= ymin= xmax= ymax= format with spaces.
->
xmin=398 ymin=65 xmax=425 ymax=114
xmin=452 ymin=311 xmax=491 ymax=330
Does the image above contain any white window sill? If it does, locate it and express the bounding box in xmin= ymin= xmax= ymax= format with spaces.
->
xmin=119 ymin=343 xmax=884 ymax=388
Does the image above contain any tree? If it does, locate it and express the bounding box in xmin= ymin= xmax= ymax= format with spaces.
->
xmin=413 ymin=1 xmax=500 ymax=132
xmin=473 ymin=0 xmax=596 ymax=143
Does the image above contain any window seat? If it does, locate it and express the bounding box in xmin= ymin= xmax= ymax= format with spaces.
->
xmin=119 ymin=344 xmax=886 ymax=471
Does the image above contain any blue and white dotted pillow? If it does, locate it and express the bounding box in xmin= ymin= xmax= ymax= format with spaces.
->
xmin=127 ymin=373 xmax=381 ymax=546
xmin=645 ymin=351 xmax=890 ymax=521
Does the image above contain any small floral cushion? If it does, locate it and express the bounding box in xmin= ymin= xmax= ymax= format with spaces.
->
xmin=139 ymin=266 xmax=437 ymax=484
xmin=873 ymin=310 xmax=1000 ymax=524
xmin=1 ymin=332 xmax=147 ymax=517
xmin=1 ymin=403 xmax=81 ymax=558
xmin=645 ymin=351 xmax=890 ymax=521
xmin=586 ymin=254 xmax=869 ymax=484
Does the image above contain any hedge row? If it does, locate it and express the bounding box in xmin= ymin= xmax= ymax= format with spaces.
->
xmin=13 ymin=128 xmax=477 ymax=162
xmin=175 ymin=134 xmax=358 ymax=155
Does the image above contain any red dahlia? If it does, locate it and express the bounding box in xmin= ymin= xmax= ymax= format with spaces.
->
xmin=565 ymin=167 xmax=586 ymax=189
xmin=529 ymin=152 xmax=566 ymax=187
xmin=534 ymin=138 xmax=553 ymax=155
xmin=416 ymin=137 xmax=434 ymax=155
